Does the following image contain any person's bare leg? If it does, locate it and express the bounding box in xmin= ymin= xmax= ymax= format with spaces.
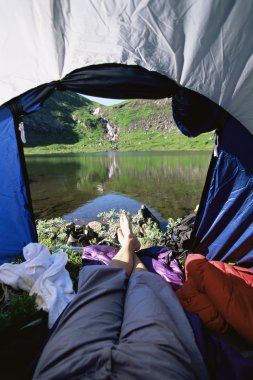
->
xmin=132 ymin=253 xmax=148 ymax=273
xmin=108 ymin=214 xmax=140 ymax=276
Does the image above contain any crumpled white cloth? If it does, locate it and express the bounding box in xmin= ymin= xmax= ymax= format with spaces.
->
xmin=0 ymin=243 xmax=75 ymax=328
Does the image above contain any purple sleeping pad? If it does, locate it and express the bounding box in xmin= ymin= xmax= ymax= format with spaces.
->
xmin=82 ymin=245 xmax=184 ymax=290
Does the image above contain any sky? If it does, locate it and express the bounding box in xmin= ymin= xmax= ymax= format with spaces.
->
xmin=82 ymin=95 xmax=125 ymax=106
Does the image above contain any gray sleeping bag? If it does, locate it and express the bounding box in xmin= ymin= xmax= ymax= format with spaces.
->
xmin=33 ymin=266 xmax=208 ymax=379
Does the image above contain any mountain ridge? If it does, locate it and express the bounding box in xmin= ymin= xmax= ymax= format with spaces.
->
xmin=23 ymin=91 xmax=214 ymax=154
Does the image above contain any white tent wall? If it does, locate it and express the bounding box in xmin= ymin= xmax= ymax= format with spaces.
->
xmin=1 ymin=0 xmax=253 ymax=134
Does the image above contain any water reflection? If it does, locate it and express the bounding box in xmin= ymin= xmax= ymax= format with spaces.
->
xmin=25 ymin=151 xmax=211 ymax=221
xmin=108 ymin=155 xmax=120 ymax=179
xmin=63 ymin=193 xmax=167 ymax=228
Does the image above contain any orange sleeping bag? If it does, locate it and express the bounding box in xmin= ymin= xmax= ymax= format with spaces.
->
xmin=176 ymin=254 xmax=253 ymax=344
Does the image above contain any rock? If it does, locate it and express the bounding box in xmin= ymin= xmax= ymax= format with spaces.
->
xmin=91 ymin=107 xmax=100 ymax=115
xmin=88 ymin=221 xmax=103 ymax=234
xmin=66 ymin=222 xmax=99 ymax=247
xmin=137 ymin=205 xmax=160 ymax=228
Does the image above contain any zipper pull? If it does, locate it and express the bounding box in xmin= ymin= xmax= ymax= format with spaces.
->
xmin=213 ymin=132 xmax=219 ymax=157
xmin=18 ymin=121 xmax=26 ymax=143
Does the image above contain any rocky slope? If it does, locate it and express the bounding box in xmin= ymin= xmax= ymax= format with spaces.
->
xmin=24 ymin=91 xmax=96 ymax=146
xmin=23 ymin=91 xmax=214 ymax=152
xmin=24 ymin=92 xmax=177 ymax=144
xmin=97 ymin=98 xmax=177 ymax=135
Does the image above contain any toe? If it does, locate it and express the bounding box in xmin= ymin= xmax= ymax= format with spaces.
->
xmin=120 ymin=213 xmax=132 ymax=233
xmin=117 ymin=227 xmax=123 ymax=237
xmin=117 ymin=228 xmax=125 ymax=245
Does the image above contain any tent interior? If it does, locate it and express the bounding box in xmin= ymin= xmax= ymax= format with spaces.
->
xmin=1 ymin=63 xmax=252 ymax=267
xmin=1 ymin=1 xmax=252 ymax=268
xmin=0 ymin=1 xmax=253 ymax=378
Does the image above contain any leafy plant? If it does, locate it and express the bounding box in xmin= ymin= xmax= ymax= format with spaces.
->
xmin=36 ymin=218 xmax=68 ymax=249
xmin=36 ymin=218 xmax=83 ymax=288
xmin=166 ymin=217 xmax=182 ymax=236
xmin=97 ymin=209 xmax=128 ymax=245
xmin=97 ymin=209 xmax=168 ymax=248
xmin=0 ymin=292 xmax=42 ymax=332
xmin=138 ymin=218 xmax=166 ymax=248
xmin=66 ymin=252 xmax=83 ymax=290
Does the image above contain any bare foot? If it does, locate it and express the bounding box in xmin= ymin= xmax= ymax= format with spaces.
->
xmin=117 ymin=214 xmax=141 ymax=251
xmin=108 ymin=214 xmax=140 ymax=275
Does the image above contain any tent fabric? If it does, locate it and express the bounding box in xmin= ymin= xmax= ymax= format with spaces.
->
xmin=1 ymin=1 xmax=253 ymax=135
xmin=0 ymin=1 xmax=252 ymax=267
xmin=187 ymin=313 xmax=253 ymax=380
xmin=0 ymin=108 xmax=37 ymax=264
xmin=172 ymin=87 xmax=228 ymax=137
xmin=61 ymin=64 xmax=179 ymax=100
xmin=191 ymin=115 xmax=253 ymax=266
xmin=2 ymin=69 xmax=253 ymax=264
xmin=16 ymin=64 xmax=179 ymax=115
xmin=0 ymin=64 xmax=179 ymax=263
xmin=0 ymin=64 xmax=218 ymax=263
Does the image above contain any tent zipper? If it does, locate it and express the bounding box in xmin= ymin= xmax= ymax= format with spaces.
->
xmin=18 ymin=120 xmax=26 ymax=143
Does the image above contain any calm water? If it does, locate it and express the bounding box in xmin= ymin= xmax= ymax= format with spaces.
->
xmin=25 ymin=151 xmax=211 ymax=225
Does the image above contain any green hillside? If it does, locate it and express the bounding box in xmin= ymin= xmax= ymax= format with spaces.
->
xmin=23 ymin=91 xmax=214 ymax=154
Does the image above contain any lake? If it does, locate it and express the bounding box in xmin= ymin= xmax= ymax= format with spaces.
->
xmin=25 ymin=151 xmax=211 ymax=226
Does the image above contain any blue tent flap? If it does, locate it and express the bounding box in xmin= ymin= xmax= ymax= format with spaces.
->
xmin=192 ymin=116 xmax=253 ymax=266
xmin=0 ymin=107 xmax=37 ymax=263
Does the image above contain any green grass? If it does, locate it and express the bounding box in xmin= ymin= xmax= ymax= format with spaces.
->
xmin=24 ymin=131 xmax=214 ymax=154
xmin=103 ymin=100 xmax=169 ymax=128
xmin=0 ymin=293 xmax=41 ymax=333
xmin=23 ymin=92 xmax=214 ymax=155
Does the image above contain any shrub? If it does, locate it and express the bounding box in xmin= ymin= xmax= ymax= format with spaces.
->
xmin=97 ymin=209 xmax=168 ymax=248
xmin=36 ymin=218 xmax=68 ymax=249
xmin=0 ymin=291 xmax=42 ymax=332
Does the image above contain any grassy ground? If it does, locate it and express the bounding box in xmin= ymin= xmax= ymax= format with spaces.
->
xmin=24 ymin=131 xmax=214 ymax=155
xmin=23 ymin=93 xmax=214 ymax=155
